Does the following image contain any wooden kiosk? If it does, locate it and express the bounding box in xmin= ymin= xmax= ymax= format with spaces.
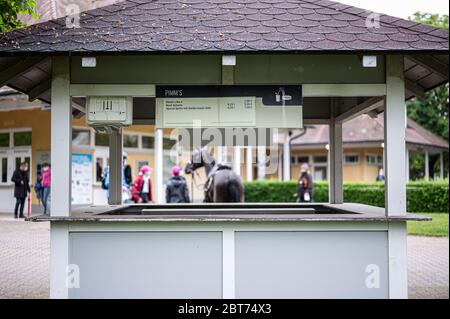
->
xmin=0 ymin=0 xmax=448 ymax=299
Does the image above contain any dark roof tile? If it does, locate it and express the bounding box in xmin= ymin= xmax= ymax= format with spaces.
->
xmin=294 ymin=32 xmax=326 ymax=42
xmin=246 ymin=38 xmax=280 ymax=50
xmin=0 ymin=0 xmax=447 ymax=53
xmin=263 ymin=32 xmax=294 ymax=42
xmin=326 ymin=32 xmax=357 ymax=42
xmin=261 ymin=19 xmax=290 ymax=28
xmin=231 ymin=32 xmax=262 ymax=42
xmin=313 ymin=39 xmax=345 ymax=49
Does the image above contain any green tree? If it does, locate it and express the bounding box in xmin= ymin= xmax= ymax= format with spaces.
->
xmin=0 ymin=0 xmax=38 ymax=32
xmin=407 ymin=12 xmax=449 ymax=179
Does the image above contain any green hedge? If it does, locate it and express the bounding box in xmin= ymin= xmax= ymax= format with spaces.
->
xmin=244 ymin=180 xmax=449 ymax=213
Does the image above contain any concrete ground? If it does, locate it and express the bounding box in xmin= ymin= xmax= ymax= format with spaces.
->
xmin=0 ymin=214 xmax=448 ymax=299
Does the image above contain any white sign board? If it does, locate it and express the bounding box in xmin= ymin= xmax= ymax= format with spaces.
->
xmin=156 ymin=86 xmax=302 ymax=129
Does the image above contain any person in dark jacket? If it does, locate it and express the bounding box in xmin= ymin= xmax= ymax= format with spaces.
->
xmin=11 ymin=162 xmax=30 ymax=218
xmin=297 ymin=163 xmax=313 ymax=203
xmin=166 ymin=166 xmax=190 ymax=204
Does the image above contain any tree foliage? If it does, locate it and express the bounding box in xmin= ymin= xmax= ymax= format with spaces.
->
xmin=0 ymin=0 xmax=38 ymax=32
xmin=407 ymin=12 xmax=449 ymax=179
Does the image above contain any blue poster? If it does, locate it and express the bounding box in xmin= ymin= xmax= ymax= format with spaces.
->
xmin=71 ymin=153 xmax=93 ymax=205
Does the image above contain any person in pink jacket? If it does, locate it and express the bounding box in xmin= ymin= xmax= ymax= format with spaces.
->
xmin=41 ymin=163 xmax=51 ymax=215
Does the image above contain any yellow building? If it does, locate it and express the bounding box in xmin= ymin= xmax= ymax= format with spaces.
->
xmin=0 ymin=88 xmax=183 ymax=210
xmin=287 ymin=114 xmax=448 ymax=182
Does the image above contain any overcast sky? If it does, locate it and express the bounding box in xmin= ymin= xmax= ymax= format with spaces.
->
xmin=337 ymin=0 xmax=449 ymax=19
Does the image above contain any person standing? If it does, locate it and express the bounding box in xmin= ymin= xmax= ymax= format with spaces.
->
xmin=376 ymin=167 xmax=385 ymax=182
xmin=166 ymin=166 xmax=190 ymax=203
xmin=41 ymin=163 xmax=51 ymax=215
xmin=131 ymin=165 xmax=152 ymax=203
xmin=11 ymin=162 xmax=30 ymax=219
xmin=297 ymin=163 xmax=313 ymax=203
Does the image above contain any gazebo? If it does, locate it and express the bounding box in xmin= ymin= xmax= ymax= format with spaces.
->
xmin=0 ymin=0 xmax=448 ymax=299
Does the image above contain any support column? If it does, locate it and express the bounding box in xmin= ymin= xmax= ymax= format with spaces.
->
xmin=329 ymin=99 xmax=343 ymax=204
xmin=440 ymin=151 xmax=444 ymax=179
xmin=257 ymin=146 xmax=266 ymax=180
xmin=385 ymin=55 xmax=407 ymax=216
xmin=405 ymin=148 xmax=410 ymax=182
xmin=233 ymin=147 xmax=241 ymax=176
xmin=385 ymin=55 xmax=408 ymax=299
xmin=50 ymin=56 xmax=71 ymax=217
xmin=108 ymin=130 xmax=122 ymax=205
xmin=283 ymin=132 xmax=291 ymax=181
xmin=424 ymin=151 xmax=429 ymax=180
xmin=246 ymin=147 xmax=253 ymax=181
xmin=154 ymin=128 xmax=164 ymax=204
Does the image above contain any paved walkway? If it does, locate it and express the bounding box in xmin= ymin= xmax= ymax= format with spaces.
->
xmin=0 ymin=214 xmax=448 ymax=299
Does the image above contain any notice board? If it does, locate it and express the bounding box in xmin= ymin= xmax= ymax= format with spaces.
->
xmin=156 ymin=86 xmax=302 ymax=129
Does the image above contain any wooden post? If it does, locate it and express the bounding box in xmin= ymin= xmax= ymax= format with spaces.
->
xmin=50 ymin=56 xmax=71 ymax=217
xmin=283 ymin=132 xmax=291 ymax=181
xmin=246 ymin=147 xmax=253 ymax=181
xmin=108 ymin=130 xmax=122 ymax=205
xmin=385 ymin=55 xmax=408 ymax=299
xmin=329 ymin=99 xmax=343 ymax=204
xmin=385 ymin=55 xmax=407 ymax=216
xmin=424 ymin=151 xmax=430 ymax=180
xmin=154 ymin=128 xmax=164 ymax=204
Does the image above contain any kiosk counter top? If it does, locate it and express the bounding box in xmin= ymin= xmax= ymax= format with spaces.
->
xmin=28 ymin=203 xmax=430 ymax=223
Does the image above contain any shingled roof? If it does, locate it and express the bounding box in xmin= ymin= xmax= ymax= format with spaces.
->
xmin=0 ymin=0 xmax=448 ymax=53
xmin=289 ymin=114 xmax=449 ymax=150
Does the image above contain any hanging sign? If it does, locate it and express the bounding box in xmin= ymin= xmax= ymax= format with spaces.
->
xmin=156 ymin=86 xmax=302 ymax=129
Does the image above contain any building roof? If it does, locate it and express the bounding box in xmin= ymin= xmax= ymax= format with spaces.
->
xmin=0 ymin=0 xmax=448 ymax=113
xmin=290 ymin=114 xmax=449 ymax=150
xmin=1 ymin=0 xmax=448 ymax=53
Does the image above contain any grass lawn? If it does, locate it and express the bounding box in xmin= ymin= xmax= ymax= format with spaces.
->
xmin=408 ymin=213 xmax=449 ymax=237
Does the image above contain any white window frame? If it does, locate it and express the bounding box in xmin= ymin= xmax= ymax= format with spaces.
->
xmin=343 ymin=153 xmax=360 ymax=165
xmin=365 ymin=153 xmax=383 ymax=166
xmin=0 ymin=128 xmax=32 ymax=185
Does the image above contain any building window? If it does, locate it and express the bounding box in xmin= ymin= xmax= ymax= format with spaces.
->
xmin=313 ymin=156 xmax=327 ymax=164
xmin=124 ymin=134 xmax=139 ymax=148
xmin=1 ymin=157 xmax=7 ymax=183
xmin=312 ymin=155 xmax=327 ymax=181
xmin=163 ymin=137 xmax=176 ymax=150
xmin=297 ymin=156 xmax=309 ymax=164
xmin=13 ymin=131 xmax=32 ymax=147
xmin=95 ymin=133 xmax=109 ymax=147
xmin=344 ymin=154 xmax=360 ymax=165
xmin=291 ymin=156 xmax=296 ymax=164
xmin=366 ymin=154 xmax=383 ymax=166
xmin=313 ymin=167 xmax=327 ymax=181
xmin=142 ymin=136 xmax=154 ymax=149
xmin=0 ymin=133 xmax=10 ymax=148
xmin=72 ymin=129 xmax=91 ymax=147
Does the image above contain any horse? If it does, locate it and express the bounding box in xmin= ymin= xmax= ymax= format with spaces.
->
xmin=184 ymin=148 xmax=245 ymax=203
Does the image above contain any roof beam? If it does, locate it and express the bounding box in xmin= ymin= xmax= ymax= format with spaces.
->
xmin=0 ymin=57 xmax=46 ymax=88
xmin=72 ymin=101 xmax=86 ymax=114
xmin=407 ymin=55 xmax=449 ymax=79
xmin=335 ymin=96 xmax=384 ymax=123
xmin=405 ymin=78 xmax=426 ymax=99
xmin=28 ymin=78 xmax=51 ymax=102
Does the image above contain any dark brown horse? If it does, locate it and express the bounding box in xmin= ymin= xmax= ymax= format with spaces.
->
xmin=184 ymin=148 xmax=245 ymax=203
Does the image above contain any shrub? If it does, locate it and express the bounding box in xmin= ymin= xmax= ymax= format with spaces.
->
xmin=243 ymin=180 xmax=449 ymax=213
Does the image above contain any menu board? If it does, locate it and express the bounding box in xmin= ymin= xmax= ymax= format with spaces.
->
xmin=71 ymin=153 xmax=93 ymax=205
xmin=160 ymin=96 xmax=256 ymax=127
xmin=156 ymin=86 xmax=302 ymax=129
